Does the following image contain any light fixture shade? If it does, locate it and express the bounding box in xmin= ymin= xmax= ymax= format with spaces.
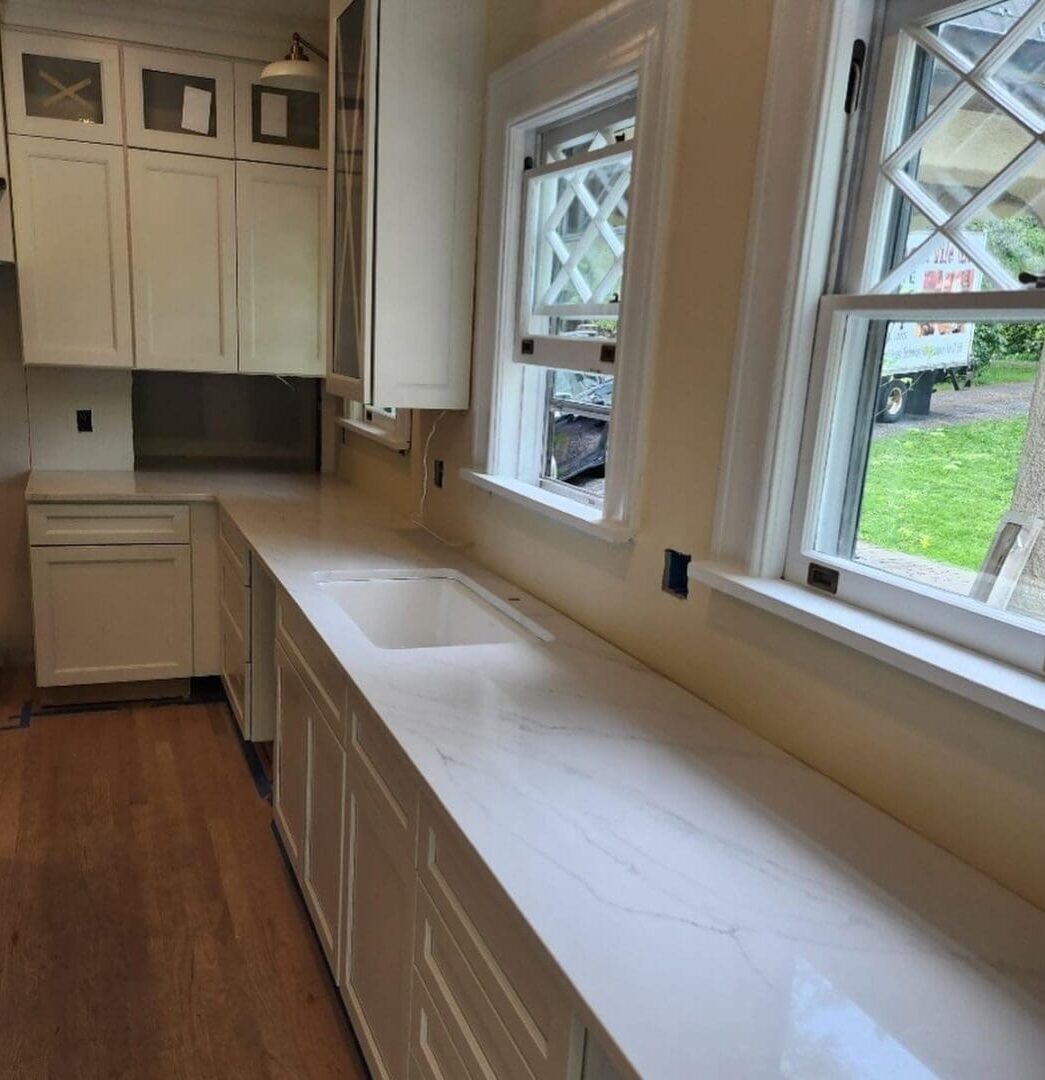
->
xmin=258 ymin=57 xmax=325 ymax=91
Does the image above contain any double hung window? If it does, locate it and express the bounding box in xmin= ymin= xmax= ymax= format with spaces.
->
xmin=786 ymin=0 xmax=1045 ymax=674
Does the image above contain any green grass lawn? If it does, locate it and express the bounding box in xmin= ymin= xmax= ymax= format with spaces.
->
xmin=858 ymin=417 xmax=1027 ymax=571
xmin=973 ymin=359 xmax=1039 ymax=386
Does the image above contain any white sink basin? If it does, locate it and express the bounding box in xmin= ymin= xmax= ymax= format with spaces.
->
xmin=313 ymin=570 xmax=551 ymax=649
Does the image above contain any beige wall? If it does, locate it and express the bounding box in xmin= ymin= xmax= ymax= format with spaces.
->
xmin=338 ymin=0 xmax=1045 ymax=909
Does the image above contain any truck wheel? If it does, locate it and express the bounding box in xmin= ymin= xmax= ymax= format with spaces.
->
xmin=877 ymin=379 xmax=907 ymax=423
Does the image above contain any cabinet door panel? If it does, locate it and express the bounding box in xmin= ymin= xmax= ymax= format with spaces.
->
xmin=304 ymin=708 xmax=346 ymax=974
xmin=123 ymin=48 xmax=235 ymax=158
xmin=237 ymin=163 xmax=325 ymax=376
xmin=234 ymin=63 xmax=325 ymax=168
xmin=342 ymin=780 xmax=414 ymax=1080
xmin=220 ymin=604 xmax=249 ymax=739
xmin=9 ymin=137 xmax=133 ymax=368
xmin=129 ymin=150 xmax=238 ymax=372
xmin=274 ymin=646 xmax=310 ymax=873
xmin=2 ymin=31 xmax=123 ymax=144
xmin=30 ymin=544 xmax=192 ymax=687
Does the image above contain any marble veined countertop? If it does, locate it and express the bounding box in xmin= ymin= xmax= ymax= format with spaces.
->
xmin=26 ymin=469 xmax=1045 ymax=1078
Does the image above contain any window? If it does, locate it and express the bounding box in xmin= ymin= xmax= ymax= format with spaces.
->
xmin=466 ymin=0 xmax=685 ymax=541
xmin=709 ymin=0 xmax=1045 ymax=706
xmin=339 ymin=401 xmax=411 ymax=451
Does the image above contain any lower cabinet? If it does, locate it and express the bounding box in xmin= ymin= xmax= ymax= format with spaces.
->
xmin=272 ymin=595 xmax=622 ymax=1080
xmin=30 ymin=542 xmax=192 ymax=687
xmin=341 ymin=689 xmax=418 ymax=1080
xmin=274 ymin=645 xmax=310 ymax=873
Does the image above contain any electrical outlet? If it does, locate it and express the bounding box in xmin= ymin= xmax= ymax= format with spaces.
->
xmin=433 ymin=459 xmax=445 ymax=488
xmin=662 ymin=549 xmax=691 ymax=599
xmin=76 ymin=409 xmax=93 ymax=433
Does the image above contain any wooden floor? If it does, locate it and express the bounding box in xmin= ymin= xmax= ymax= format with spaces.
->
xmin=0 ymin=687 xmax=368 ymax=1080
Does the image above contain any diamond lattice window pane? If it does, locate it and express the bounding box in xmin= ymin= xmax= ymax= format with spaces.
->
xmin=888 ymin=232 xmax=994 ymax=295
xmin=929 ymin=0 xmax=1038 ymax=67
xmin=902 ymin=89 xmax=1033 ymax=215
xmin=901 ymin=44 xmax=962 ymax=142
xmin=528 ymin=155 xmax=631 ymax=323
xmin=989 ymin=14 xmax=1045 ymax=128
xmin=959 ymin=150 xmax=1045 ymax=277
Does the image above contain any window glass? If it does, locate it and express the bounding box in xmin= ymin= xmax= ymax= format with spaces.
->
xmin=875 ymin=8 xmax=1045 ymax=291
xmin=541 ymin=370 xmax=614 ymax=500
xmin=22 ymin=54 xmax=103 ymax=125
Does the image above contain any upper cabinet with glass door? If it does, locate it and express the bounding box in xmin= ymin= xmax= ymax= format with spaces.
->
xmin=123 ymin=47 xmax=235 ymax=157
xmin=235 ymin=63 xmax=325 ymax=169
xmin=2 ymin=30 xmax=123 ymax=144
xmin=327 ymin=0 xmax=484 ymax=409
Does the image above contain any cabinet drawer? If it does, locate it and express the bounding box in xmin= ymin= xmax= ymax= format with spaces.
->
xmin=219 ymin=511 xmax=251 ymax=585
xmin=418 ymin=798 xmax=572 ymax=1079
xmin=348 ymin=688 xmax=418 ymax=834
xmin=28 ymin=503 xmax=190 ymax=546
xmin=276 ymin=596 xmax=345 ymax=740
xmin=410 ymin=966 xmax=478 ymax=1080
xmin=414 ymin=885 xmax=531 ymax=1080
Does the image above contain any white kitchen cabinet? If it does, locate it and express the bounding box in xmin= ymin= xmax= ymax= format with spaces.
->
xmin=128 ymin=149 xmax=238 ymax=373
xmin=274 ymin=644 xmax=311 ymax=874
xmin=326 ymin=0 xmax=483 ymax=409
xmin=219 ymin=541 xmax=251 ymax=737
xmin=304 ymin=703 xmax=347 ymax=974
xmin=2 ymin=30 xmax=123 ymax=145
xmin=237 ymin=162 xmax=325 ymax=376
xmin=234 ymin=62 xmax=325 ymax=169
xmin=123 ymin=47 xmax=235 ymax=158
xmin=9 ymin=136 xmax=133 ymax=368
xmin=30 ymin=543 xmax=193 ymax=687
xmin=341 ymin=694 xmax=418 ymax=1080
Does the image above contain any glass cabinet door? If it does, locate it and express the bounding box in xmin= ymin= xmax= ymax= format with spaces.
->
xmin=123 ymin=47 xmax=235 ymax=158
xmin=1 ymin=31 xmax=123 ymax=145
xmin=329 ymin=0 xmax=375 ymax=398
xmin=234 ymin=63 xmax=325 ymax=168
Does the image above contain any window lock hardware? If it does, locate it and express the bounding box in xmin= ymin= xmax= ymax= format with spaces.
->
xmin=1018 ymin=271 xmax=1045 ymax=289
xmin=521 ymin=337 xmax=535 ymax=356
xmin=844 ymin=40 xmax=867 ymax=115
xmin=523 ymin=155 xmax=535 ymax=171
xmin=807 ymin=562 xmax=839 ymax=595
xmin=0 ymin=177 xmax=7 ymax=198
xmin=662 ymin=549 xmax=692 ymax=599
xmin=600 ymin=343 xmax=616 ymax=364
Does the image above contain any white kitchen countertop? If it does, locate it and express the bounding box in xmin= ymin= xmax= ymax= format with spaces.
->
xmin=25 ymin=469 xmax=1045 ymax=1078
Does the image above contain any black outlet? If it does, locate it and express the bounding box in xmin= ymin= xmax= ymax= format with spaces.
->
xmin=662 ymin=549 xmax=691 ymax=599
xmin=433 ymin=459 xmax=445 ymax=488
xmin=76 ymin=409 xmax=93 ymax=433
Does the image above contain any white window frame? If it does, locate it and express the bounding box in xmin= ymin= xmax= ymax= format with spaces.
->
xmin=337 ymin=401 xmax=412 ymax=451
xmin=463 ymin=0 xmax=686 ymax=544
xmin=695 ymin=0 xmax=1045 ymax=733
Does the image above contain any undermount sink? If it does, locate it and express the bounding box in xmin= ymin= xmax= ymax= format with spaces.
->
xmin=313 ymin=570 xmax=552 ymax=650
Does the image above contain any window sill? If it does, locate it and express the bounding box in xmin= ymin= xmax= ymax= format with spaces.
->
xmin=337 ymin=417 xmax=410 ymax=453
xmin=690 ymin=561 xmax=1045 ymax=737
xmin=462 ymin=470 xmax=634 ymax=544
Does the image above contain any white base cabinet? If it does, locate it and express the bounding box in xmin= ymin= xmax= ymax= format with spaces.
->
xmin=30 ymin=542 xmax=192 ymax=687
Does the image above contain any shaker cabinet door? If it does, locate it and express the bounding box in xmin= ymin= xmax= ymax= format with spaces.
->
xmin=123 ymin=47 xmax=235 ymax=158
xmin=9 ymin=136 xmax=133 ymax=368
xmin=234 ymin=62 xmax=326 ymax=169
xmin=30 ymin=544 xmax=193 ymax=687
xmin=237 ymin=162 xmax=325 ymax=376
xmin=128 ymin=149 xmax=238 ymax=372
xmin=2 ymin=30 xmax=123 ymax=144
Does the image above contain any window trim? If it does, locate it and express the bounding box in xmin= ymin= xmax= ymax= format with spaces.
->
xmin=337 ymin=402 xmax=412 ymax=452
xmin=703 ymin=0 xmax=1045 ymax=728
xmin=467 ymin=0 xmax=687 ymax=538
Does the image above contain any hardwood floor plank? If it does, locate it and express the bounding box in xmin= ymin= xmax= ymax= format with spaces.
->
xmin=0 ymin=700 xmax=368 ymax=1080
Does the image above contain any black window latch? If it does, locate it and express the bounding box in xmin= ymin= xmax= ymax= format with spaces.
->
xmin=1018 ymin=271 xmax=1045 ymax=289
